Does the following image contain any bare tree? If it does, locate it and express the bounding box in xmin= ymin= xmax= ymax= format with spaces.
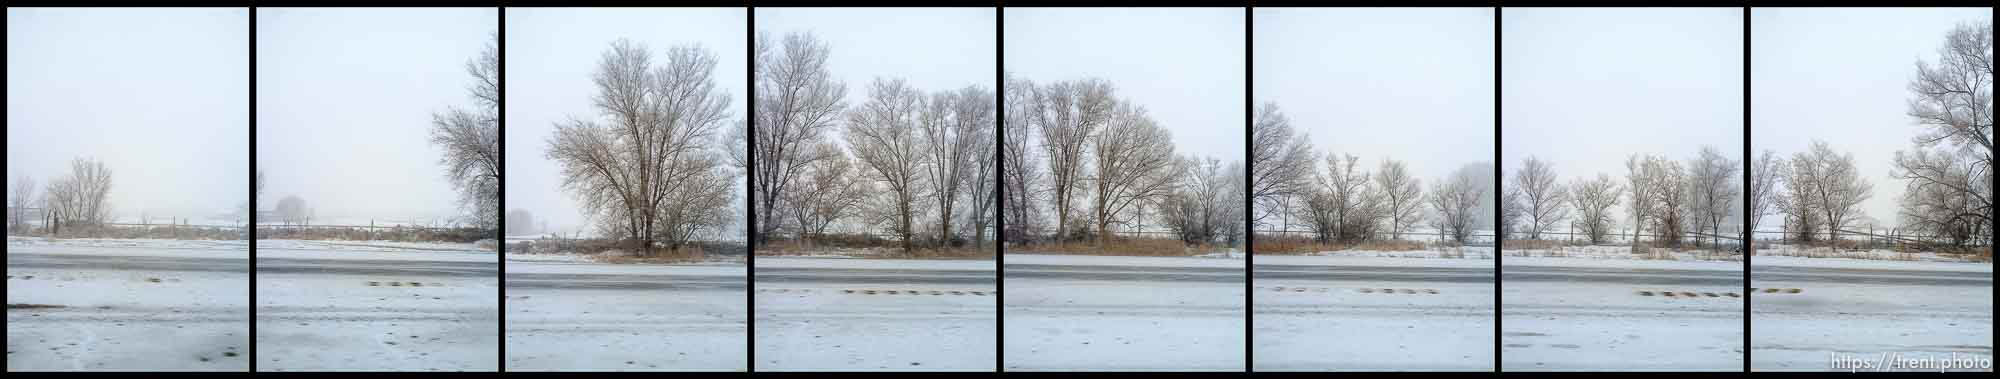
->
xmin=1499 ymin=186 xmax=1522 ymax=240
xmin=846 ymin=78 xmax=926 ymax=253
xmin=1001 ymin=73 xmax=1044 ymax=243
xmin=1375 ymin=159 xmax=1424 ymax=238
xmin=1251 ymin=103 xmax=1315 ymax=227
xmin=1625 ymin=154 xmax=1664 ymax=251
xmin=546 ymin=40 xmax=736 ymax=254
xmin=1429 ymin=163 xmax=1486 ymax=245
xmin=1895 ymin=20 xmax=1993 ymax=245
xmin=917 ymin=85 xmax=994 ymax=246
xmin=11 ymin=175 xmax=35 ymax=233
xmin=1748 ymin=150 xmax=1782 ymax=238
xmin=1567 ymin=173 xmax=1623 ymax=244
xmin=1163 ymin=155 xmax=1235 ymax=245
xmin=962 ymin=92 xmax=1000 ymax=248
xmin=782 ymin=145 xmax=868 ymax=243
xmin=1512 ymin=156 xmax=1569 ymax=240
xmin=1790 ymin=140 xmax=1873 ymax=242
xmin=1313 ymin=153 xmax=1376 ymax=243
xmin=1650 ymin=159 xmax=1691 ymax=248
xmin=430 ymin=32 xmax=502 ymax=232
xmin=1089 ymin=103 xmax=1178 ymax=245
xmin=1895 ymin=149 xmax=1988 ymax=246
xmin=1688 ymin=145 xmax=1740 ymax=250
xmin=750 ymin=31 xmax=847 ymax=245
xmin=275 ymin=195 xmax=308 ymax=226
xmin=1026 ymin=78 xmax=1117 ymax=240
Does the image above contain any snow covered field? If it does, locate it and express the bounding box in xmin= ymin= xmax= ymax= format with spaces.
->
xmin=1502 ymin=255 xmax=1744 ymax=371
xmin=7 ymin=237 xmax=249 ymax=371
xmin=1253 ymin=253 xmax=1493 ymax=371
xmin=1750 ymin=256 xmax=1991 ymax=372
xmin=755 ymin=257 xmax=994 ymax=371
xmin=504 ymin=260 xmax=745 ymax=371
xmin=254 ymin=239 xmax=497 ymax=371
xmin=1003 ymin=254 xmax=1244 ymax=371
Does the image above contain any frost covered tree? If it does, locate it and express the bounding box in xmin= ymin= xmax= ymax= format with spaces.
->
xmin=275 ymin=195 xmax=308 ymax=226
xmin=1625 ymin=154 xmax=1665 ymax=250
xmin=782 ymin=146 xmax=868 ymax=243
xmin=1251 ymin=103 xmax=1315 ymax=227
xmin=917 ymin=85 xmax=995 ymax=246
xmin=1089 ymin=103 xmax=1178 ymax=246
xmin=1788 ymin=140 xmax=1872 ymax=243
xmin=1163 ymin=155 xmax=1236 ymax=245
xmin=846 ymin=78 xmax=926 ymax=253
xmin=1748 ymin=150 xmax=1782 ymax=240
xmin=1512 ymin=156 xmax=1569 ymax=240
xmin=1895 ymin=20 xmax=1992 ymax=246
xmin=1311 ymin=153 xmax=1377 ymax=243
xmin=11 ymin=175 xmax=35 ymax=233
xmin=1375 ymin=158 xmax=1424 ymax=238
xmin=430 ymin=32 xmax=501 ymax=232
xmin=1025 ymin=79 xmax=1117 ymax=241
xmin=43 ymin=157 xmax=115 ymax=235
xmin=546 ymin=40 xmax=737 ymax=254
xmin=1001 ymin=74 xmax=1045 ymax=243
xmin=1567 ymin=173 xmax=1623 ymax=245
xmin=1429 ymin=163 xmax=1486 ymax=245
xmin=1688 ymin=145 xmax=1740 ymax=250
xmin=749 ymin=31 xmax=846 ymax=245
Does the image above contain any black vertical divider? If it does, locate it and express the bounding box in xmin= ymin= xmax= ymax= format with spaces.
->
xmin=495 ymin=5 xmax=508 ymax=373
xmin=247 ymin=6 xmax=259 ymax=373
xmin=1242 ymin=4 xmax=1255 ymax=373
xmin=994 ymin=3 xmax=1007 ymax=373
xmin=745 ymin=4 xmax=759 ymax=372
xmin=1740 ymin=5 xmax=1752 ymax=373
xmin=1492 ymin=5 xmax=1504 ymax=373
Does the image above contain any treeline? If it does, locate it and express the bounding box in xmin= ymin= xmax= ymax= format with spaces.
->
xmin=741 ymin=31 xmax=997 ymax=255
xmin=1502 ymin=147 xmax=1740 ymax=253
xmin=1250 ymin=104 xmax=1492 ymax=247
xmin=9 ymin=157 xmax=115 ymax=236
xmin=1001 ymin=76 xmax=1246 ymax=250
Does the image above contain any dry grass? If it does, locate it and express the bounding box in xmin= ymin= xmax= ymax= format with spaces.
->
xmin=1251 ymin=234 xmax=1428 ymax=255
xmin=21 ymin=225 xmax=242 ymax=240
xmin=1014 ymin=237 xmax=1228 ymax=257
xmin=591 ymin=246 xmax=709 ymax=264
xmin=257 ymin=225 xmax=488 ymax=243
xmin=1504 ymin=239 xmax=1561 ymax=251
xmin=754 ymin=238 xmax=994 ymax=260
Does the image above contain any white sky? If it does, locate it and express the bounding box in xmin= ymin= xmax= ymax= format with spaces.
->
xmin=1751 ymin=8 xmax=1990 ymax=231
xmin=506 ymin=8 xmax=747 ymax=236
xmin=1005 ymin=7 xmax=1247 ymax=161
xmin=1502 ymin=8 xmax=1745 ymax=230
xmin=759 ymin=7 xmax=996 ymax=104
xmin=8 ymin=8 xmax=249 ymax=222
xmin=1255 ymin=7 xmax=1494 ymax=183
xmin=256 ymin=8 xmax=493 ymax=224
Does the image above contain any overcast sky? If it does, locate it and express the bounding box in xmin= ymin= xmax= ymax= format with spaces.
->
xmin=256 ymin=8 xmax=492 ymax=224
xmin=1752 ymin=8 xmax=1989 ymax=231
xmin=1502 ymin=8 xmax=1745 ymax=231
xmin=1255 ymin=7 xmax=1494 ymax=183
xmin=760 ymin=7 xmax=995 ymax=103
xmin=8 ymin=8 xmax=248 ymax=223
xmin=506 ymin=8 xmax=747 ymax=236
xmin=1006 ymin=7 xmax=1246 ymax=162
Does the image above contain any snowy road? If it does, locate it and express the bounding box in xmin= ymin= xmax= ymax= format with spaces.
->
xmin=1750 ymin=257 xmax=1992 ymax=372
xmin=7 ymin=245 xmax=250 ymax=372
xmin=254 ymin=243 xmax=498 ymax=371
xmin=1004 ymin=254 xmax=1244 ymax=371
xmin=1501 ymin=258 xmax=1744 ymax=371
xmin=1252 ymin=255 xmax=1494 ymax=371
xmin=755 ymin=258 xmax=995 ymax=371
xmin=506 ymin=262 xmax=746 ymax=371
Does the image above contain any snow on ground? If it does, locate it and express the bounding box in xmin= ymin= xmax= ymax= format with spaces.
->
xmin=1750 ymin=257 xmax=1991 ymax=372
xmin=1283 ymin=246 xmax=1495 ymax=260
xmin=755 ymin=257 xmax=995 ymax=371
xmin=1254 ymin=255 xmax=1493 ymax=371
xmin=9 ymin=236 xmax=249 ymax=255
xmin=1756 ymin=244 xmax=1989 ymax=264
xmin=254 ymin=242 xmax=498 ymax=371
xmin=1004 ymin=254 xmax=1243 ymax=371
xmin=1501 ymin=255 xmax=1744 ymax=371
xmin=506 ymin=261 xmax=745 ymax=371
xmin=7 ymin=239 xmax=248 ymax=371
xmin=257 ymin=239 xmax=491 ymax=254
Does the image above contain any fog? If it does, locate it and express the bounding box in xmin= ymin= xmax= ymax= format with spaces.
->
xmin=1502 ymin=8 xmax=1746 ymax=230
xmin=505 ymin=8 xmax=747 ymax=236
xmin=1751 ymin=8 xmax=1989 ymax=231
xmin=8 ymin=8 xmax=249 ymax=223
xmin=255 ymin=8 xmax=493 ymax=224
xmin=1004 ymin=7 xmax=1247 ymax=161
xmin=1254 ymin=7 xmax=1495 ymax=184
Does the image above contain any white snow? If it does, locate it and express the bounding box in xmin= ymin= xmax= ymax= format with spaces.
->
xmin=7 ymin=239 xmax=249 ymax=371
xmin=754 ymin=257 xmax=992 ymax=270
xmin=253 ymin=242 xmax=498 ymax=371
xmin=1003 ymin=253 xmax=1244 ymax=371
xmin=1003 ymin=253 xmax=1246 ymax=268
xmin=1254 ymin=256 xmax=1493 ymax=371
xmin=506 ymin=261 xmax=745 ymax=371
xmin=1508 ymin=244 xmax=1742 ymax=262
xmin=1750 ymin=257 xmax=1991 ymax=372
xmin=1751 ymin=255 xmax=1991 ymax=272
xmin=755 ymin=257 xmax=995 ymax=371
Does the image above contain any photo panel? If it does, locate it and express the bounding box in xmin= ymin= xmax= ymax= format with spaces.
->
xmin=1001 ymin=7 xmax=1247 ymax=372
xmin=1249 ymin=7 xmax=1497 ymax=372
xmin=750 ymin=7 xmax=999 ymax=372
xmin=1749 ymin=7 xmax=1992 ymax=372
xmin=253 ymin=7 xmax=500 ymax=371
xmin=1499 ymin=7 xmax=1746 ymax=371
xmin=501 ymin=7 xmax=749 ymax=371
xmin=7 ymin=7 xmax=251 ymax=372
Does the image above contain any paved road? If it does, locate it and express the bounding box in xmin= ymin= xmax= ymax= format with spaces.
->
xmin=257 ymin=257 xmax=495 ymax=277
xmin=1003 ymin=264 xmax=1241 ymax=283
xmin=1751 ymin=265 xmax=1990 ymax=287
xmin=756 ymin=267 xmax=993 ymax=285
xmin=1503 ymin=264 xmax=1742 ymax=286
xmin=1254 ymin=264 xmax=1491 ymax=283
xmin=507 ymin=272 xmax=743 ymax=290
xmin=9 ymin=252 xmax=246 ymax=273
